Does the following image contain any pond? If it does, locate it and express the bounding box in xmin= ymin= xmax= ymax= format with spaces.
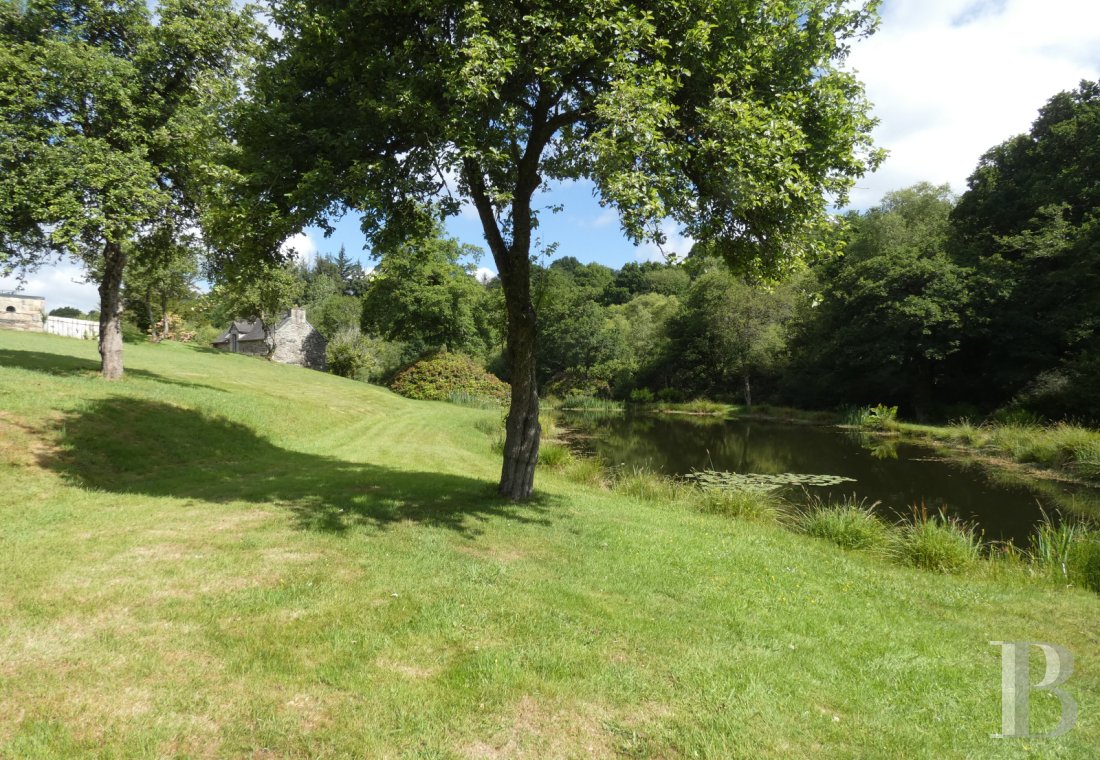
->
xmin=560 ymin=411 xmax=1100 ymax=546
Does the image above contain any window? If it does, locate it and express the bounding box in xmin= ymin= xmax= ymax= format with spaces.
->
xmin=4 ymin=306 xmax=15 ymax=313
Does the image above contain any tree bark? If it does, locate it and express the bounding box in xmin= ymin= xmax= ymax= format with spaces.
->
xmin=98 ymin=240 xmax=127 ymax=380
xmin=463 ymin=156 xmax=542 ymax=500
xmin=499 ymin=297 xmax=540 ymax=500
xmin=743 ymin=373 xmax=752 ymax=410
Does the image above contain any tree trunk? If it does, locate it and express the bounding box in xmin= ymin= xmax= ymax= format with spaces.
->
xmin=743 ymin=373 xmax=752 ymax=410
xmin=499 ymin=294 xmax=541 ymax=500
xmin=160 ymin=289 xmax=169 ymax=341
xmin=146 ymin=285 xmax=158 ymax=341
xmin=98 ymin=240 xmax=127 ymax=380
xmin=463 ymin=155 xmax=542 ymax=500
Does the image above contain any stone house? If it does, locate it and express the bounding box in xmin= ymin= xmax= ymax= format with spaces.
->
xmin=212 ymin=307 xmax=327 ymax=370
xmin=0 ymin=293 xmax=45 ymax=332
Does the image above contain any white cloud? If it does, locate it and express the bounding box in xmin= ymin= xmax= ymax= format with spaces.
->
xmin=636 ymin=220 xmax=695 ymax=263
xmin=0 ymin=259 xmax=99 ymax=312
xmin=582 ymin=209 xmax=618 ymax=229
xmin=279 ymin=232 xmax=318 ymax=264
xmin=844 ymin=0 xmax=1100 ymax=209
xmin=474 ymin=266 xmax=496 ymax=283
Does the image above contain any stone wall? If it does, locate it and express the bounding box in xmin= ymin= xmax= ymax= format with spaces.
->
xmin=0 ymin=295 xmax=45 ymax=332
xmin=271 ymin=308 xmax=327 ymax=370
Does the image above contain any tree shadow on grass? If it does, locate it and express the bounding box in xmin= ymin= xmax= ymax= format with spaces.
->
xmin=0 ymin=349 xmax=226 ymax=393
xmin=39 ymin=398 xmax=553 ymax=536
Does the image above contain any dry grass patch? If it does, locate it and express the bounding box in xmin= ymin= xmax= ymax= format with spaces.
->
xmin=462 ymin=695 xmax=614 ymax=759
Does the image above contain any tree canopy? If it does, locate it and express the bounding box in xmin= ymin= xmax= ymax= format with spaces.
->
xmin=0 ymin=0 xmax=257 ymax=377
xmin=199 ymin=0 xmax=885 ymax=497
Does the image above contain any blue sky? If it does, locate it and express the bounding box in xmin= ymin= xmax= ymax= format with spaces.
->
xmin=5 ymin=0 xmax=1100 ymax=310
xmin=289 ymin=178 xmax=692 ymax=279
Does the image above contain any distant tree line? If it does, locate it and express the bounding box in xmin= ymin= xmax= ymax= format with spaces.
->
xmin=96 ymin=80 xmax=1100 ymax=426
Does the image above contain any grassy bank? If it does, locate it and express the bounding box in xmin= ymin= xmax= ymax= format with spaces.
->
xmin=876 ymin=419 xmax=1100 ymax=484
xmin=2 ymin=330 xmax=1099 ymax=758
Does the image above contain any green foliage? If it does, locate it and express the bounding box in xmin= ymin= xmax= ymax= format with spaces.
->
xmin=362 ymin=230 xmax=494 ymax=358
xmin=1071 ymin=539 xmax=1100 ymax=593
xmin=788 ymin=183 xmax=969 ymax=416
xmin=324 ymin=328 xmax=405 ymax=383
xmin=537 ymin=442 xmax=574 ymax=471
xmin=310 ymin=295 xmax=361 ymax=341
xmin=686 ymin=470 xmax=856 ymax=494
xmin=47 ymin=307 xmax=83 ymax=319
xmin=796 ymin=496 xmax=889 ymax=551
xmin=446 ymin=391 xmax=503 ymax=410
xmin=0 ymin=0 xmax=259 ymax=371
xmin=693 ymin=487 xmax=783 ymax=523
xmin=948 ymin=81 xmax=1100 ymax=419
xmin=325 ymin=328 xmax=376 ymax=380
xmin=389 ymin=352 xmax=509 ymax=403
xmin=557 ymin=395 xmax=624 ymax=413
xmin=1029 ymin=511 xmax=1087 ymax=582
xmin=892 ymin=510 xmax=983 ymax=573
xmin=666 ymin=263 xmax=797 ymax=404
xmin=120 ymin=317 xmax=148 ymax=344
xmin=611 ymin=466 xmax=689 ymax=503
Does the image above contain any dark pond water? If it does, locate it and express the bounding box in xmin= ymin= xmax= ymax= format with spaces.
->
xmin=561 ymin=411 xmax=1100 ymax=545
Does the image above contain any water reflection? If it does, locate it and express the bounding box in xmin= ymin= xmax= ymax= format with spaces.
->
xmin=561 ymin=411 xmax=1100 ymax=545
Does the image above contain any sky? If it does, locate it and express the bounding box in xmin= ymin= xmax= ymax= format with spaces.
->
xmin=4 ymin=0 xmax=1100 ymax=312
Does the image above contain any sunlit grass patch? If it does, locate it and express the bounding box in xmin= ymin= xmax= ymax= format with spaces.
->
xmin=890 ymin=507 xmax=983 ymax=573
xmin=795 ymin=495 xmax=890 ymax=551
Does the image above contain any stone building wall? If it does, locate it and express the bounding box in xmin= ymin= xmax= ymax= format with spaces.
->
xmin=271 ymin=308 xmax=327 ymax=370
xmin=0 ymin=294 xmax=46 ymax=332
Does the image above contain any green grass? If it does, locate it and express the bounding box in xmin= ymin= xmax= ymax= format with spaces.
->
xmin=891 ymin=508 xmax=984 ymax=574
xmin=2 ymin=330 xmax=1100 ymax=758
xmin=891 ymin=419 xmax=1100 ymax=482
xmin=795 ymin=495 xmax=891 ymax=551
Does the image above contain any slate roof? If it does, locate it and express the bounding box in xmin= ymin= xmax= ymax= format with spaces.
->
xmin=212 ymin=319 xmax=266 ymax=345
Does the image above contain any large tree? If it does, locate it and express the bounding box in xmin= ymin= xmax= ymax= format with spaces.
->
xmin=232 ymin=0 xmax=883 ymax=499
xmin=0 ymin=0 xmax=257 ymax=378
xmin=791 ymin=183 xmax=969 ymax=417
xmin=949 ymin=80 xmax=1100 ymax=413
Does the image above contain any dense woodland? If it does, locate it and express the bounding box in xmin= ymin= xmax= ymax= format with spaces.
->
xmin=96 ymin=79 xmax=1099 ymax=426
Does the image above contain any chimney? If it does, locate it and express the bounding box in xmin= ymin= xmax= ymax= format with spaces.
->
xmin=291 ymin=306 xmax=305 ymax=324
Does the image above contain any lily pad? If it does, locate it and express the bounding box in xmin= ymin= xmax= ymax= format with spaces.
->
xmin=686 ymin=470 xmax=857 ymax=494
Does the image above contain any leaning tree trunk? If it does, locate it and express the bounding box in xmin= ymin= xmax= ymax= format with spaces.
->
xmin=98 ymin=240 xmax=128 ymax=380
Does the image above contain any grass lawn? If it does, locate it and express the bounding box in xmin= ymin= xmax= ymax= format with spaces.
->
xmin=1 ymin=330 xmax=1098 ymax=758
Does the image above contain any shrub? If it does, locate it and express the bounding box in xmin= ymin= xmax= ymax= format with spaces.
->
xmin=796 ymin=496 xmax=889 ymax=550
xmin=628 ymin=388 xmax=655 ymax=404
xmin=326 ymin=328 xmax=377 ymax=379
xmin=892 ymin=509 xmax=982 ymax=573
xmin=390 ymin=351 xmax=510 ymax=403
xmin=866 ymin=403 xmax=899 ymax=430
xmin=120 ymin=317 xmax=147 ymax=344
